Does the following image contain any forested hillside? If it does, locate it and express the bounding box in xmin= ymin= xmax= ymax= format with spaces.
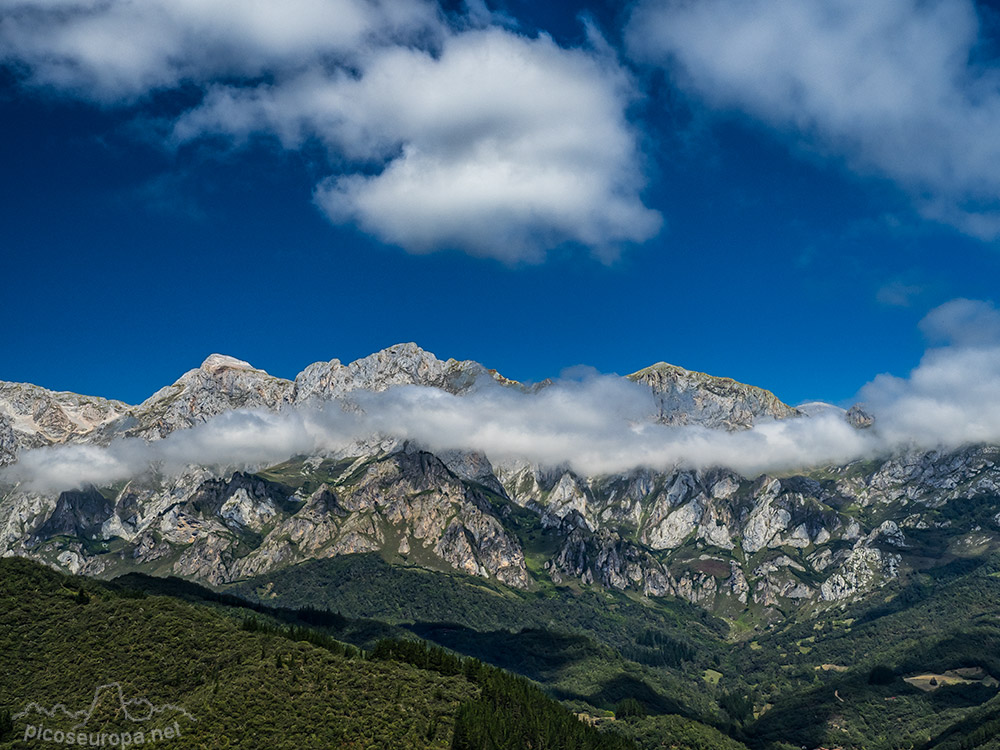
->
xmin=0 ymin=558 xmax=747 ymax=749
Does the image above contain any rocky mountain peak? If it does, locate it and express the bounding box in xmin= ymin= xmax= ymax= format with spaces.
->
xmin=628 ymin=361 xmax=800 ymax=430
xmin=199 ymin=354 xmax=259 ymax=373
xmin=294 ymin=343 xmax=511 ymax=402
xmin=125 ymin=356 xmax=294 ymax=440
xmin=350 ymin=342 xmax=449 ymax=384
xmin=846 ymin=403 xmax=876 ymax=429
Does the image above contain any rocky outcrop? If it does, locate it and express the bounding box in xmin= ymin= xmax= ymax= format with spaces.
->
xmin=293 ymin=343 xmax=513 ymax=403
xmin=0 ymin=414 xmax=18 ymax=466
xmin=338 ymin=451 xmax=530 ymax=588
xmin=834 ymin=446 xmax=1000 ymax=507
xmin=820 ymin=546 xmax=901 ymax=601
xmin=549 ymin=525 xmax=674 ymax=597
xmin=33 ymin=487 xmax=114 ymax=540
xmin=437 ymin=450 xmax=507 ymax=497
xmin=122 ymin=355 xmax=295 ymax=440
xmin=628 ymin=362 xmax=800 ymax=430
xmin=8 ymin=448 xmax=531 ymax=590
xmin=0 ymin=382 xmax=128 ymax=463
xmin=846 ymin=404 xmax=875 ymax=429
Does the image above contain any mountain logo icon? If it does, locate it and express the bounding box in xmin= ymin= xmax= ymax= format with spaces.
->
xmin=14 ymin=682 xmax=196 ymax=745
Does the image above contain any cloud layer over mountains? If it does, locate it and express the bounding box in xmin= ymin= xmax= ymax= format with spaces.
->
xmin=7 ymin=299 xmax=1000 ymax=492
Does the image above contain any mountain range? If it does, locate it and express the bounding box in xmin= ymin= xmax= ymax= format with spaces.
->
xmin=6 ymin=344 xmax=1000 ymax=748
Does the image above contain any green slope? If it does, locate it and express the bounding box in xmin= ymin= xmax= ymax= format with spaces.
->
xmin=0 ymin=557 xmax=471 ymax=749
xmin=227 ymin=552 xmax=727 ymax=646
xmin=224 ymin=547 xmax=1000 ymax=750
xmin=226 ymin=553 xmax=732 ymax=720
xmin=0 ymin=557 xmax=751 ymax=750
xmin=725 ymin=552 xmax=1000 ymax=749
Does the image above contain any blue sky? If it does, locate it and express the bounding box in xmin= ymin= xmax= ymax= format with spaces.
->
xmin=3 ymin=0 xmax=1000 ymax=408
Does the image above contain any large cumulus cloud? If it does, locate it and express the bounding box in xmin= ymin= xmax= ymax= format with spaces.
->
xmin=173 ymin=25 xmax=662 ymax=261
xmin=0 ymin=0 xmax=661 ymax=262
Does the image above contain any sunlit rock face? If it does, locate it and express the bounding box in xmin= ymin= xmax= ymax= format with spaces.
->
xmin=293 ymin=342 xmax=510 ymax=403
xmin=122 ymin=355 xmax=296 ymax=441
xmin=0 ymin=381 xmax=128 ymax=464
xmin=628 ymin=362 xmax=800 ymax=430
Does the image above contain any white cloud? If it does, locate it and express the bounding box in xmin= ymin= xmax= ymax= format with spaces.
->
xmin=0 ymin=0 xmax=441 ymax=100
xmin=862 ymin=346 xmax=1000 ymax=448
xmin=626 ymin=0 xmax=1000 ymax=239
xmin=917 ymin=297 xmax=1000 ymax=347
xmin=173 ymin=26 xmax=662 ymax=262
xmin=861 ymin=299 xmax=1000 ymax=447
xmin=6 ymin=408 xmax=356 ymax=493
xmin=348 ymin=378 xmax=877 ymax=476
xmin=2 ymin=1 xmax=661 ymax=262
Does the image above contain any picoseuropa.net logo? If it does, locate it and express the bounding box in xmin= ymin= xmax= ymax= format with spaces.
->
xmin=14 ymin=682 xmax=197 ymax=746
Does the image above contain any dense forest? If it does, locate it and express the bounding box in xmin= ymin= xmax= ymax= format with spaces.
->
xmin=228 ymin=547 xmax=1000 ymax=750
xmin=0 ymin=558 xmax=743 ymax=749
xmin=6 ymin=537 xmax=1000 ymax=749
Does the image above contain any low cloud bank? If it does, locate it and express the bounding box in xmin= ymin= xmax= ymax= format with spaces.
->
xmin=7 ymin=299 xmax=1000 ymax=492
xmin=4 ymin=381 xmax=875 ymax=493
xmin=349 ymin=378 xmax=878 ymax=478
